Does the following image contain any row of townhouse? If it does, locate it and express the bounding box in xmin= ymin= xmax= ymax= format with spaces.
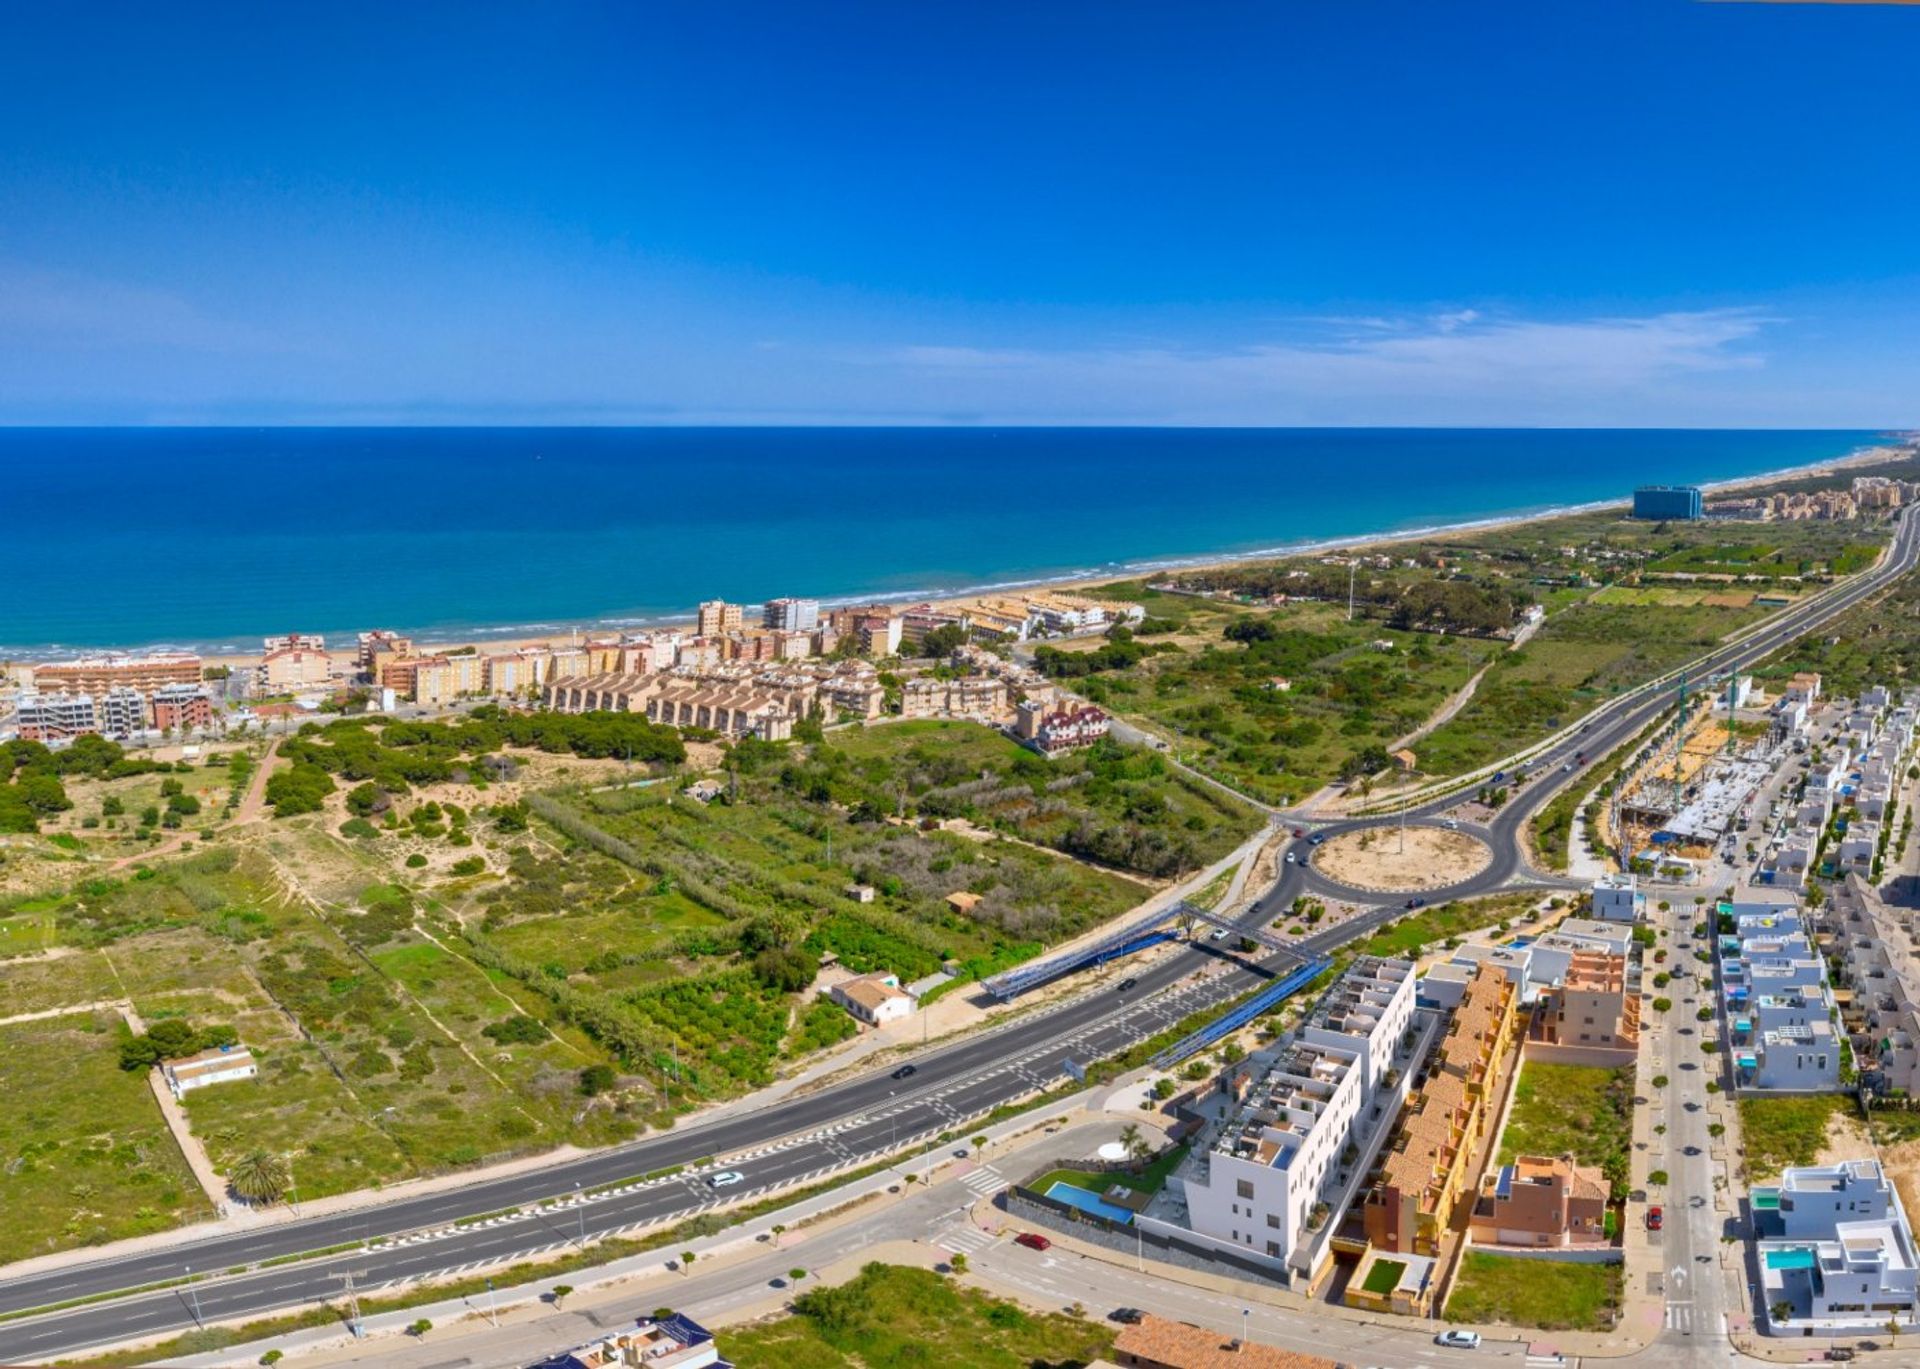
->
xmin=1763 ymin=684 xmax=1920 ymax=889
xmin=1823 ymin=875 xmax=1920 ymax=1095
xmin=1347 ymin=964 xmax=1518 ymax=1316
xmin=1720 ymin=902 xmax=1842 ymax=1091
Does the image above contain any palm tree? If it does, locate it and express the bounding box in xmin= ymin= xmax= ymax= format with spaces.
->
xmin=1120 ymin=1123 xmax=1151 ymax=1170
xmin=228 ymin=1151 xmax=290 ymax=1206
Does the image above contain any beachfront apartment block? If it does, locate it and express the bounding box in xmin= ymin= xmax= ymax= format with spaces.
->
xmin=762 ymin=597 xmax=820 ymax=633
xmin=27 ymin=652 xmax=203 ymax=698
xmin=696 ymin=600 xmax=743 ymax=637
xmin=1755 ymin=1160 xmax=1920 ymax=1336
xmin=1632 ymin=485 xmax=1703 ymax=521
xmin=258 ymin=645 xmax=334 ymax=692
xmin=1178 ymin=958 xmax=1417 ymax=1280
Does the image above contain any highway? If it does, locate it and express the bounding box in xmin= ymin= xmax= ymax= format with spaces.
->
xmin=2 ymin=506 xmax=1913 ymax=1363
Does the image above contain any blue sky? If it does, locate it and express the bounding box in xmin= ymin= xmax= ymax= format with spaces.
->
xmin=1 ymin=2 xmax=1916 ymax=426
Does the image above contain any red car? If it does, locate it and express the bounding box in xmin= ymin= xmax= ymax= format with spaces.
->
xmin=1647 ymin=1206 xmax=1664 ymax=1231
xmin=1015 ymin=1232 xmax=1052 ymax=1251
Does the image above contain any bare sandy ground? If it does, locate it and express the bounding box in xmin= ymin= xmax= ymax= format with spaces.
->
xmin=1313 ymin=825 xmax=1492 ymax=892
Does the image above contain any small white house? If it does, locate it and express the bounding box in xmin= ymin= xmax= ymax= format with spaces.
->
xmin=1589 ymin=873 xmax=1643 ymax=924
xmin=830 ymin=972 xmax=917 ymax=1027
xmin=162 ymin=1045 xmax=257 ymax=1099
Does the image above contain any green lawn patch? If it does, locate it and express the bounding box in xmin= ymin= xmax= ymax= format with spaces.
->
xmin=1362 ymin=1257 xmax=1407 ymax=1296
xmin=1033 ymin=1143 xmax=1189 ymax=1199
xmin=724 ymin=1262 xmax=1114 ymax=1369
xmin=1445 ymin=1250 xmax=1622 ymax=1330
xmin=1349 ymin=893 xmax=1538 ymax=962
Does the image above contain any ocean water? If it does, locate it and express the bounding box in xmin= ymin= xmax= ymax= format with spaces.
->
xmin=0 ymin=427 xmax=1883 ymax=655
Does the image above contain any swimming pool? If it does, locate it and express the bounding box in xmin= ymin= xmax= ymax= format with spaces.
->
xmin=1045 ymin=1180 xmax=1135 ymax=1224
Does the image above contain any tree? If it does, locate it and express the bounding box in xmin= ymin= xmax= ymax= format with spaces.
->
xmin=1770 ymin=1301 xmax=1793 ymax=1326
xmin=259 ymin=1352 xmax=284 ymax=1366
xmin=788 ymin=1267 xmax=808 ymax=1282
xmin=752 ymin=944 xmax=817 ymax=993
xmin=948 ymin=1251 xmax=968 ymax=1275
xmin=681 ymin=1250 xmax=696 ymax=1275
xmin=579 ymin=1063 xmax=618 ymax=1096
xmin=1120 ymin=1122 xmax=1152 ymax=1168
xmin=229 ymin=1151 xmax=291 ymax=1206
xmin=551 ymin=1284 xmax=574 ymax=1309
xmin=408 ymin=1319 xmax=433 ymax=1338
xmin=971 ymin=1135 xmax=988 ymax=1155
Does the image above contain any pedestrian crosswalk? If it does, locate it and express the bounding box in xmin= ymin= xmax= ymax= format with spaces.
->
xmin=936 ymin=1225 xmax=998 ymax=1255
xmin=1525 ymin=1355 xmax=1570 ymax=1369
xmin=958 ymin=1164 xmax=1005 ymax=1198
xmin=1665 ymin=1300 xmax=1694 ymax=1333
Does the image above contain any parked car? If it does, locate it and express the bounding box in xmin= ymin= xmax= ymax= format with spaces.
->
xmin=1825 ymin=1349 xmax=1856 ymax=1362
xmin=708 ymin=1170 xmax=745 ymax=1188
xmin=1111 ymin=1307 xmax=1146 ymax=1324
xmin=1647 ymin=1205 xmax=1664 ymax=1231
xmin=892 ymin=1063 xmax=918 ymax=1080
xmin=1015 ymin=1232 xmax=1051 ymax=1251
xmin=1434 ymin=1330 xmax=1481 ymax=1349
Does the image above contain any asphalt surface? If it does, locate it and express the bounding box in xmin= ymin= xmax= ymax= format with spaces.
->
xmin=4 ymin=506 xmax=1914 ymax=1363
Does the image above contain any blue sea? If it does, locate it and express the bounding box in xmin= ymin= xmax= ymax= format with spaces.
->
xmin=0 ymin=428 xmax=1887 ymax=656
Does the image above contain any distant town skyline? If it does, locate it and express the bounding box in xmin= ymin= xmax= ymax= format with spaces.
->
xmin=2 ymin=2 xmax=1917 ymax=427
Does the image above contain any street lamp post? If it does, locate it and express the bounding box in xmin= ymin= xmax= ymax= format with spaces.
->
xmin=184 ymin=1265 xmax=203 ymax=1328
xmin=575 ymin=1181 xmax=585 ymax=1246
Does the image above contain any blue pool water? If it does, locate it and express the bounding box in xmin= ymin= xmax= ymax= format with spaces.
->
xmin=1046 ymin=1180 xmax=1135 ymax=1224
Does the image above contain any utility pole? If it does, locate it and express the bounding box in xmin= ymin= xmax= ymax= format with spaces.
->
xmin=332 ymin=1269 xmax=364 ymax=1339
xmin=1347 ymin=561 xmax=1357 ymax=622
xmin=575 ymin=1181 xmax=586 ymax=1246
xmin=486 ymin=1276 xmax=498 ymax=1328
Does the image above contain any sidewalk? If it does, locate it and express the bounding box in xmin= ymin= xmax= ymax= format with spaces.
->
xmin=158 ymin=1098 xmax=1109 ymax=1368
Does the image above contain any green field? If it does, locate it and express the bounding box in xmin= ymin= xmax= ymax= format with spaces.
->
xmin=1738 ymin=1095 xmax=1852 ymax=1180
xmin=1497 ymin=1063 xmax=1632 ymax=1199
xmin=1346 ymin=893 xmax=1541 ymax=963
xmin=723 ymin=1262 xmax=1114 ymax=1369
xmin=1445 ymin=1250 xmax=1622 ymax=1331
xmin=0 ymin=1011 xmax=211 ymax=1264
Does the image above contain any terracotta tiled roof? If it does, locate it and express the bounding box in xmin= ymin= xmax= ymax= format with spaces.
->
xmin=1112 ymin=1314 xmax=1347 ymax=1369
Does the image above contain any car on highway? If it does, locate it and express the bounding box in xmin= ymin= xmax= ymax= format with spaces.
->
xmin=1292 ymin=827 xmax=1306 ymax=838
xmin=1111 ymin=1307 xmax=1146 ymax=1324
xmin=708 ymin=1170 xmax=745 ymax=1188
xmin=1285 ymin=852 xmax=1297 ymax=864
xmin=1209 ymin=928 xmax=1230 ymax=941
xmin=1404 ymin=897 xmax=1426 ymax=910
xmin=1116 ymin=977 xmax=1137 ymax=992
xmin=1646 ymin=1205 xmax=1663 ymax=1231
xmin=892 ymin=1063 xmax=918 ymax=1080
xmin=1310 ymin=833 xmax=1326 ymax=845
xmin=1434 ymin=1330 xmax=1481 ymax=1349
xmin=1015 ymin=1232 xmax=1051 ymax=1251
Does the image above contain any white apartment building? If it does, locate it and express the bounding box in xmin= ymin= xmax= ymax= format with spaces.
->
xmin=763 ymin=597 xmax=821 ymax=633
xmin=13 ymin=690 xmax=98 ymax=741
xmin=1724 ymin=909 xmax=1841 ymax=1092
xmin=1177 ymin=958 xmax=1416 ymax=1279
xmin=1756 ymin=1160 xmax=1920 ymax=1335
xmin=1589 ymin=872 xmax=1644 ymax=924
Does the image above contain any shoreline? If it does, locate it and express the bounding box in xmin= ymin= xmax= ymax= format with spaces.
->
xmin=6 ymin=440 xmax=1911 ymax=670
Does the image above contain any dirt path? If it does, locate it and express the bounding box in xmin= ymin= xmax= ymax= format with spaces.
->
xmin=233 ymin=738 xmax=281 ymax=824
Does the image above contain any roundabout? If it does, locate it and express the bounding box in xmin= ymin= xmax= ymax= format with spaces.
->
xmin=1309 ymin=823 xmax=1494 ymax=893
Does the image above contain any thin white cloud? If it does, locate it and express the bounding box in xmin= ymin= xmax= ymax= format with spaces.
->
xmin=0 ymin=262 xmax=282 ymax=353
xmin=882 ymin=309 xmax=1777 ymax=424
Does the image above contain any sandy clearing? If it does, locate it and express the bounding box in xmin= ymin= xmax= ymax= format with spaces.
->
xmin=1312 ymin=825 xmax=1492 ymax=892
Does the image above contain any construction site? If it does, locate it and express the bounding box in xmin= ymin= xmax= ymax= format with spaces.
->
xmin=1600 ymin=672 xmax=1780 ymax=880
